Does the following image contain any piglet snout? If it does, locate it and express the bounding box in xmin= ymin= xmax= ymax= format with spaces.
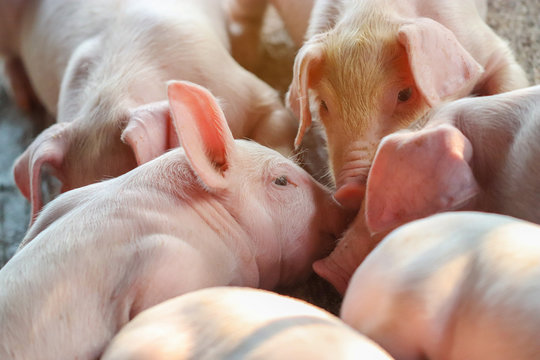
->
xmin=318 ymin=190 xmax=356 ymax=253
xmin=334 ymin=180 xmax=366 ymax=212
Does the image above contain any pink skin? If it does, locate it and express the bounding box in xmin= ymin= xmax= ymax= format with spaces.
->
xmin=268 ymin=0 xmax=315 ymax=46
xmin=315 ymin=85 xmax=540 ymax=294
xmin=288 ymin=0 xmax=528 ymax=212
xmin=365 ymin=85 xmax=540 ymax=232
xmin=8 ymin=0 xmax=298 ymax=224
xmin=1 ymin=81 xmax=349 ymax=360
xmin=341 ymin=212 xmax=540 ymax=360
xmin=101 ymin=287 xmax=394 ymax=359
xmin=313 ymin=208 xmax=386 ymax=296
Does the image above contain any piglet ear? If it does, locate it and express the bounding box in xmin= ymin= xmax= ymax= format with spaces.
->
xmin=398 ymin=18 xmax=484 ymax=107
xmin=287 ymin=36 xmax=325 ymax=149
xmin=167 ymin=80 xmax=235 ymax=190
xmin=13 ymin=123 xmax=70 ymax=225
xmin=121 ymin=100 xmax=180 ymax=165
xmin=365 ymin=124 xmax=479 ymax=234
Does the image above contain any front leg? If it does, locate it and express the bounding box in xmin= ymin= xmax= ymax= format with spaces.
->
xmin=225 ymin=0 xmax=269 ymax=71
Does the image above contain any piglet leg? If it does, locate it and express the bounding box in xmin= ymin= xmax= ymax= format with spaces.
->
xmin=3 ymin=57 xmax=38 ymax=111
xmin=226 ymin=0 xmax=268 ymax=71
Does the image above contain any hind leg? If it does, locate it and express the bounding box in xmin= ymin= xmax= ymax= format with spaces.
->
xmin=226 ymin=0 xmax=268 ymax=71
xmin=269 ymin=0 xmax=313 ymax=46
xmin=3 ymin=57 xmax=38 ymax=111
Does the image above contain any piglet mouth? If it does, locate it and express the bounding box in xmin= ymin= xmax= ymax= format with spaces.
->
xmin=317 ymin=208 xmax=355 ymax=260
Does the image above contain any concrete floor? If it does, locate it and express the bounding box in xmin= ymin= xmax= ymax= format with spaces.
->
xmin=0 ymin=1 xmax=539 ymax=313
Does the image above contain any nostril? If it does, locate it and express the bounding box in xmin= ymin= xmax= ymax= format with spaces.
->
xmin=334 ymin=182 xmax=366 ymax=211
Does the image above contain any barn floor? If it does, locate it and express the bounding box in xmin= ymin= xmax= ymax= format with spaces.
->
xmin=0 ymin=1 xmax=538 ymax=313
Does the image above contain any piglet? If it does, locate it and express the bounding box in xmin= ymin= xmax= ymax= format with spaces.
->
xmin=102 ymin=287 xmax=394 ymax=360
xmin=3 ymin=0 xmax=297 ymax=223
xmin=365 ymin=84 xmax=540 ymax=233
xmin=314 ymin=84 xmax=540 ymax=294
xmin=0 ymin=81 xmax=348 ymax=360
xmin=341 ymin=211 xmax=540 ymax=360
xmin=288 ymin=0 xmax=528 ymax=206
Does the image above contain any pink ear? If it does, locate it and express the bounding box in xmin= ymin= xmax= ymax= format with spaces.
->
xmin=365 ymin=124 xmax=479 ymax=234
xmin=121 ymin=100 xmax=179 ymax=165
xmin=167 ymin=80 xmax=235 ymax=190
xmin=398 ymin=18 xmax=484 ymax=107
xmin=13 ymin=123 xmax=70 ymax=224
xmin=287 ymin=37 xmax=325 ymax=149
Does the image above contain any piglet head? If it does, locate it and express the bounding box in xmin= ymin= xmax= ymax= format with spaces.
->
xmin=13 ymin=117 xmax=139 ymax=224
xmin=289 ymin=17 xmax=484 ymax=214
xmin=313 ymin=123 xmax=481 ymax=294
xmin=167 ymin=80 xmax=352 ymax=290
xmin=14 ymin=95 xmax=183 ymax=224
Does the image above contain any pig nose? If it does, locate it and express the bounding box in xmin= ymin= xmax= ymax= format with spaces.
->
xmin=334 ymin=182 xmax=366 ymax=212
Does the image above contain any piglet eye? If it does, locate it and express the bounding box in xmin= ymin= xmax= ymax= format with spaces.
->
xmin=320 ymin=100 xmax=328 ymax=112
xmin=274 ymin=175 xmax=289 ymax=186
xmin=398 ymin=87 xmax=413 ymax=102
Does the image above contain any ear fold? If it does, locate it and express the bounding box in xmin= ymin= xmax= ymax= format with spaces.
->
xmin=287 ymin=36 xmax=325 ymax=149
xmin=121 ymin=100 xmax=179 ymax=165
xmin=398 ymin=18 xmax=484 ymax=107
xmin=167 ymin=80 xmax=235 ymax=190
xmin=13 ymin=123 xmax=70 ymax=224
xmin=364 ymin=124 xmax=479 ymax=234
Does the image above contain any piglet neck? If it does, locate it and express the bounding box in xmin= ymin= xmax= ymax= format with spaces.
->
xmin=253 ymin=247 xmax=282 ymax=290
xmin=455 ymin=103 xmax=523 ymax=189
xmin=189 ymin=194 xmax=262 ymax=288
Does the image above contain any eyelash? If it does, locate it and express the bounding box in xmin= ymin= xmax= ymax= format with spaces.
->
xmin=320 ymin=100 xmax=328 ymax=112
